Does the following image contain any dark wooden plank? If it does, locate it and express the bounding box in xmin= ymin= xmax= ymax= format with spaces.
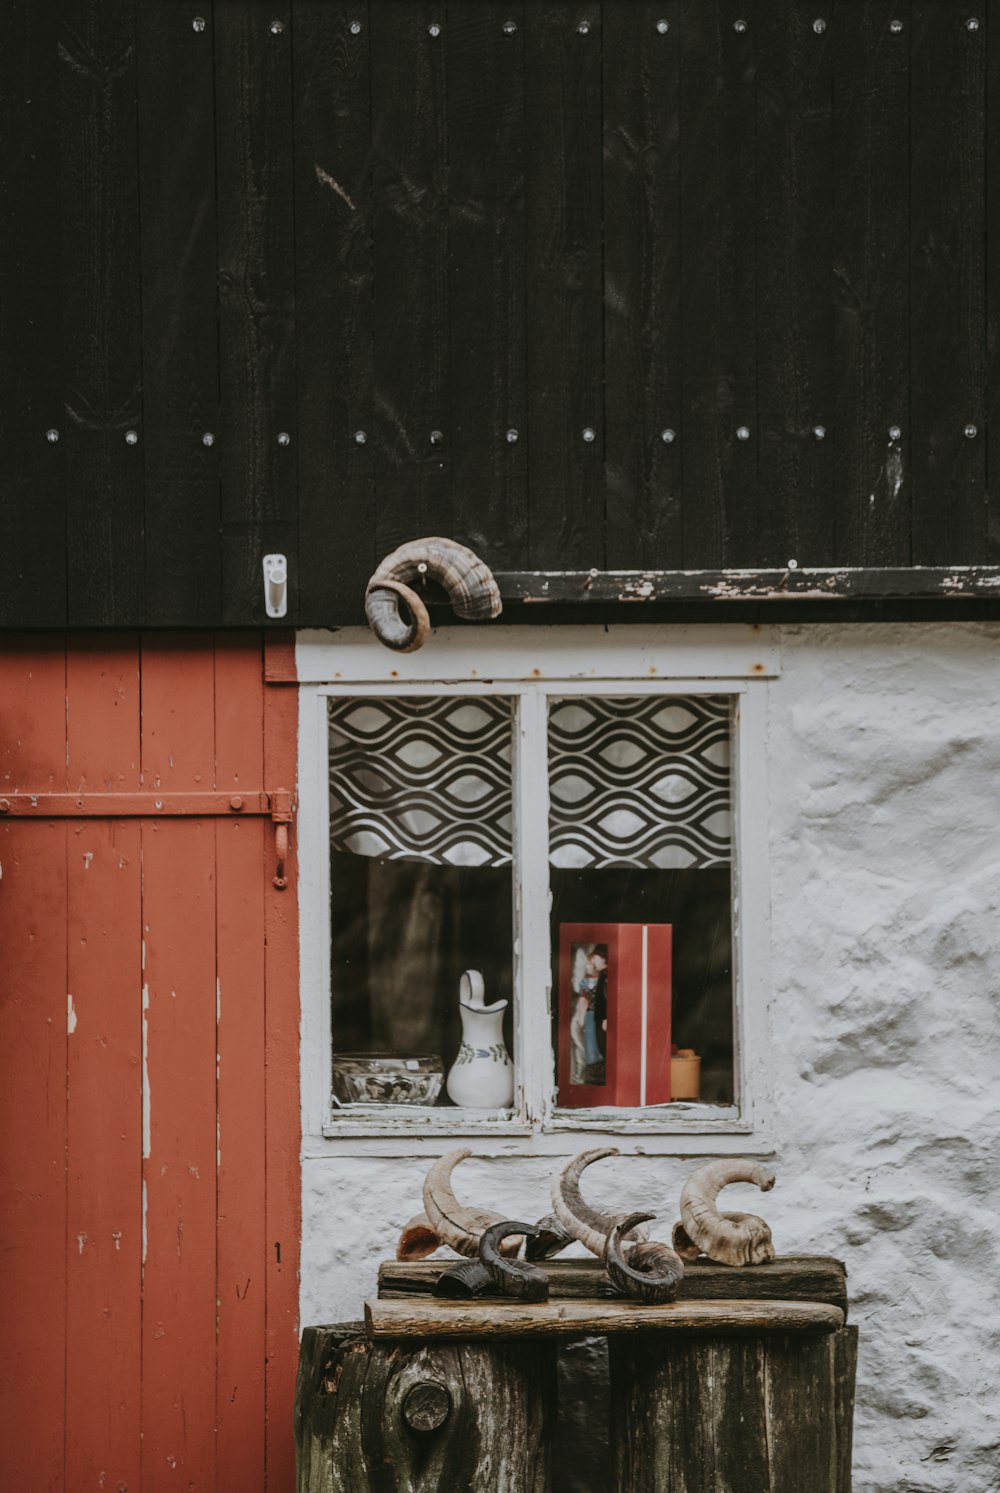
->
xmin=378 ymin=1254 xmax=849 ymax=1316
xmin=446 ymin=1 xmax=528 ymax=567
xmin=679 ymin=0 xmax=759 ymax=566
xmin=524 ymin=2 xmax=604 ymax=568
xmin=831 ymin=0 xmax=911 ymax=566
xmin=59 ymin=0 xmax=144 ymax=624
xmin=910 ymin=3 xmax=987 ymax=564
xmin=0 ymin=1 xmax=67 ymax=625
xmin=755 ymin=3 xmax=836 ymax=566
xmin=294 ymin=2 xmax=375 ymax=627
xmin=136 ymin=2 xmax=222 ymax=625
xmin=492 ymin=565 xmax=1000 ymax=603
xmin=369 ymin=0 xmax=451 ymax=556
xmin=988 ymin=0 xmax=1000 ymax=561
xmin=215 ymin=0 xmax=298 ymax=624
xmin=603 ymin=0 xmax=683 ymax=569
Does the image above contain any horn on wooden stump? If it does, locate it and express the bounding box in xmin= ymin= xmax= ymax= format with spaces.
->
xmin=672 ymin=1160 xmax=777 ymax=1266
xmin=604 ymin=1211 xmax=685 ymax=1305
xmin=550 ymin=1147 xmax=649 ymax=1258
xmin=365 ymin=537 xmax=503 ymax=652
xmin=396 ymin=1212 xmax=442 ymax=1262
xmin=479 ymin=1221 xmax=550 ymax=1302
xmin=422 ymin=1148 xmax=518 ymax=1260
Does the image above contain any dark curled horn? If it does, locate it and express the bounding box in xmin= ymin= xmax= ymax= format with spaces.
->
xmin=480 ymin=1221 xmax=550 ymax=1302
xmin=605 ymin=1211 xmax=685 ymax=1305
xmin=433 ymin=1260 xmax=494 ymax=1299
xmin=365 ymin=537 xmax=502 ymax=653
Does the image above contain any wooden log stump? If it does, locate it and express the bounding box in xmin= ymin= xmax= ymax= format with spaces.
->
xmin=295 ymin=1322 xmax=556 ymax=1493
xmin=609 ymin=1324 xmax=859 ymax=1493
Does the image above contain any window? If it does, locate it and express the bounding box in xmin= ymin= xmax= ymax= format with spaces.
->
xmin=298 ymin=626 xmax=776 ymax=1147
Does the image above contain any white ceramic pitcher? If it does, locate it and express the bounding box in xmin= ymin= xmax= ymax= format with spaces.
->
xmin=445 ymin=969 xmax=514 ymax=1109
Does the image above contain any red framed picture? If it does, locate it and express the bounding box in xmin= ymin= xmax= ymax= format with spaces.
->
xmin=557 ymin=922 xmax=672 ymax=1109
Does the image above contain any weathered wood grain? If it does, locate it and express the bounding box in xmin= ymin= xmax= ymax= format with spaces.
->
xmin=755 ymin=1 xmax=835 ymax=566
xmin=370 ymin=0 xmax=452 ymax=553
xmin=609 ymin=1325 xmax=859 ymax=1493
xmin=910 ymin=3 xmax=987 ymax=564
xmin=296 ymin=1324 xmax=555 ymax=1492
xmin=136 ymin=1 xmax=222 ymax=624
xmin=493 ymin=565 xmax=1000 ymax=603
xmin=378 ymin=1253 xmax=849 ymax=1316
xmin=215 ymin=0 xmax=298 ymax=622
xmin=525 ymin=2 xmax=604 ymax=567
xmin=60 ymin=0 xmax=144 ymax=624
xmin=0 ymin=1 xmax=66 ymax=625
xmin=680 ymin=0 xmax=759 ymax=567
xmin=447 ymin=0 xmax=528 ymax=564
xmin=366 ymin=1296 xmax=845 ymax=1339
xmin=831 ymin=0 xmax=911 ymax=566
xmin=603 ymin=0 xmax=682 ymax=570
xmin=294 ymin=1 xmax=376 ymax=622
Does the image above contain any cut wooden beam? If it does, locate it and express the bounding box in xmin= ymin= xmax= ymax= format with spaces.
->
xmin=365 ymin=1297 xmax=845 ymax=1340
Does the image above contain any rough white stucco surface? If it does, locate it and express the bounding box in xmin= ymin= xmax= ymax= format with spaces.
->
xmin=301 ymin=623 xmax=1000 ymax=1493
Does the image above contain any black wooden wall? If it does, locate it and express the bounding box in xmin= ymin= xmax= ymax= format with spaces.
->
xmin=2 ymin=0 xmax=998 ymax=628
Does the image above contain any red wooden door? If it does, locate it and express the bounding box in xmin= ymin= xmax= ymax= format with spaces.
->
xmin=0 ymin=634 xmax=299 ymax=1491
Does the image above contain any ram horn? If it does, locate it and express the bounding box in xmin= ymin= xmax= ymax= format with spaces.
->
xmin=672 ymin=1160 xmax=777 ymax=1266
xmin=551 ymin=1148 xmax=649 ymax=1259
xmin=433 ymin=1260 xmax=494 ymax=1299
xmin=396 ymin=1212 xmax=441 ymax=1262
xmin=365 ymin=537 xmax=503 ymax=653
xmin=604 ymin=1212 xmax=685 ymax=1305
xmin=422 ymin=1148 xmax=517 ymax=1259
xmin=480 ymin=1221 xmax=549 ymax=1302
xmin=524 ymin=1213 xmax=575 ymax=1262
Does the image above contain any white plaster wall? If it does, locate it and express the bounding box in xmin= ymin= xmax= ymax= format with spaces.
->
xmin=301 ymin=623 xmax=1000 ymax=1492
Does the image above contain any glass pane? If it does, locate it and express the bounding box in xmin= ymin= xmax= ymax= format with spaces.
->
xmin=549 ymin=695 xmax=734 ymax=1108
xmin=328 ymin=696 xmax=514 ymax=1110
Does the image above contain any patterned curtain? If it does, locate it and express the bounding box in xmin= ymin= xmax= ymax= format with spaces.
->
xmin=328 ymin=696 xmax=513 ymax=867
xmin=547 ymin=695 xmax=731 ymax=869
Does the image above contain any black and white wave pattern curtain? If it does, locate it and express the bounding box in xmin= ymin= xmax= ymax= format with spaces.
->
xmin=328 ymin=697 xmax=513 ymax=867
xmin=547 ymin=695 xmax=731 ymax=869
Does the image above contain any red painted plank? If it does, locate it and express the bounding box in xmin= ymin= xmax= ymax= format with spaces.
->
xmin=214 ymin=633 xmax=265 ymax=789
xmin=0 ymin=821 xmax=68 ymax=1489
xmin=216 ymin=818 xmax=268 ymax=1481
xmin=0 ymin=635 xmax=67 ymax=789
xmin=0 ymin=642 xmax=68 ymax=1487
xmin=67 ymin=634 xmax=141 ymax=791
xmin=141 ymin=818 xmax=219 ymax=1491
xmin=262 ymin=673 xmax=300 ymax=1489
xmin=140 ymin=634 xmax=217 ymax=792
xmin=65 ymin=818 xmax=143 ymax=1489
xmin=141 ymin=639 xmax=220 ymax=1489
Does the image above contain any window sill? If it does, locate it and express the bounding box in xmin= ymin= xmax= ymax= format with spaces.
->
xmin=323 ymin=1105 xmax=532 ymax=1139
xmin=317 ymin=1098 xmax=755 ymax=1140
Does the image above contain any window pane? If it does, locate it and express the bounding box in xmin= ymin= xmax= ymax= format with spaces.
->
xmin=328 ymin=696 xmax=514 ymax=1109
xmin=548 ymin=695 xmax=734 ymax=1107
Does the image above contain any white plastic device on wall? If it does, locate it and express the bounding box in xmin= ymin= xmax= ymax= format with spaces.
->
xmin=263 ymin=553 xmax=288 ymax=618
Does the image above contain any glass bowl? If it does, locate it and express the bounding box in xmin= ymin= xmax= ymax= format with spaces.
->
xmin=331 ymin=1052 xmax=444 ymax=1107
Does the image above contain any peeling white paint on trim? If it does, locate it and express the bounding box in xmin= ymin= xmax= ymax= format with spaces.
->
xmin=67 ymin=993 xmax=77 ymax=1034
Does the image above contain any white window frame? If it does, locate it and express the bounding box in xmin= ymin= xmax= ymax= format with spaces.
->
xmin=297 ymin=624 xmax=778 ymax=1158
